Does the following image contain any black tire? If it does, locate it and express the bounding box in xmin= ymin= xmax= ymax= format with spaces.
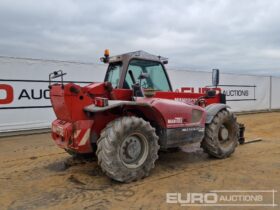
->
xmin=201 ymin=109 xmax=238 ymax=158
xmin=96 ymin=116 xmax=159 ymax=183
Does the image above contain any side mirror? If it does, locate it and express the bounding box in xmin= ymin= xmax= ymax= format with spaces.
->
xmin=206 ymin=89 xmax=216 ymax=98
xmin=212 ymin=69 xmax=219 ymax=87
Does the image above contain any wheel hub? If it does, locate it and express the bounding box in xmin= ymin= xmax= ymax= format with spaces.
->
xmin=120 ymin=133 xmax=149 ymax=169
xmin=124 ymin=136 xmax=142 ymax=163
xmin=219 ymin=125 xmax=229 ymax=141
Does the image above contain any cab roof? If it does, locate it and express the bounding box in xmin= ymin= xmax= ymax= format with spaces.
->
xmin=108 ymin=50 xmax=168 ymax=64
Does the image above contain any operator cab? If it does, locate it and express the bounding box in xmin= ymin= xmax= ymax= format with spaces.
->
xmin=103 ymin=51 xmax=172 ymax=97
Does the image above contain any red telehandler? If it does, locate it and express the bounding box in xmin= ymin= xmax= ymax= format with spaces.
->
xmin=49 ymin=50 xmax=245 ymax=182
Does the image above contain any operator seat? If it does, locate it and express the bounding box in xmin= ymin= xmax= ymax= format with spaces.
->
xmin=123 ymin=79 xmax=144 ymax=97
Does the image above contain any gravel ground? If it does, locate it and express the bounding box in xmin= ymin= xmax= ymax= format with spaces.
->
xmin=0 ymin=112 xmax=279 ymax=210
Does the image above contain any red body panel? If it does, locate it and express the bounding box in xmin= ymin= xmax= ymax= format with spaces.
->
xmin=136 ymin=97 xmax=206 ymax=128
xmin=50 ymin=83 xmax=133 ymax=153
xmin=50 ymin=82 xmax=221 ymax=153
xmin=52 ymin=119 xmax=93 ymax=153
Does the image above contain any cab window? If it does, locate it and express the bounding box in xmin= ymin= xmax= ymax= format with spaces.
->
xmin=124 ymin=59 xmax=171 ymax=91
xmin=104 ymin=62 xmax=122 ymax=88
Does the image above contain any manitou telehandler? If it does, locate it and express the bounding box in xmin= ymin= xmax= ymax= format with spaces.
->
xmin=49 ymin=50 xmax=245 ymax=183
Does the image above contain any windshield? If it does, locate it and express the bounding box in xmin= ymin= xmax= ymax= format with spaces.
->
xmin=125 ymin=59 xmax=171 ymax=91
xmin=104 ymin=62 xmax=122 ymax=88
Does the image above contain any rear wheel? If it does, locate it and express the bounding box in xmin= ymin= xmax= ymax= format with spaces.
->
xmin=96 ymin=116 xmax=159 ymax=183
xmin=201 ymin=109 xmax=238 ymax=158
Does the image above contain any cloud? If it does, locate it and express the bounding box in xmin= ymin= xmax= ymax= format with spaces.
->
xmin=0 ymin=0 xmax=280 ymax=76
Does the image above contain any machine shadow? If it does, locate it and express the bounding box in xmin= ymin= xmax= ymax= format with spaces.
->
xmin=46 ymin=143 xmax=214 ymax=187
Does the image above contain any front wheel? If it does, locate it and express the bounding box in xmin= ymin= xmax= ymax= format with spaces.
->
xmin=201 ymin=109 xmax=238 ymax=158
xmin=96 ymin=116 xmax=159 ymax=183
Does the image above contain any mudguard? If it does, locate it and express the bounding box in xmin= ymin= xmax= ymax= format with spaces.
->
xmin=205 ymin=103 xmax=230 ymax=124
xmin=84 ymin=98 xmax=207 ymax=149
xmin=84 ymin=99 xmax=167 ymax=129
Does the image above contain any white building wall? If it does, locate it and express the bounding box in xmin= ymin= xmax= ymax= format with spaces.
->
xmin=0 ymin=56 xmax=278 ymax=132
